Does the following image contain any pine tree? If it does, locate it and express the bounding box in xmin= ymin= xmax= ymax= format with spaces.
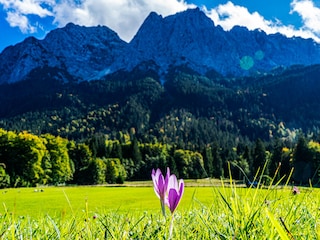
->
xmin=202 ymin=146 xmax=214 ymax=177
xmin=252 ymin=138 xmax=266 ymax=176
xmin=212 ymin=142 xmax=223 ymax=178
xmin=294 ymin=135 xmax=311 ymax=163
xmin=270 ymin=139 xmax=284 ymax=180
xmin=243 ymin=146 xmax=252 ymax=175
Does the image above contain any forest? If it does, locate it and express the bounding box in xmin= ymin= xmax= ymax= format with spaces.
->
xmin=0 ymin=64 xmax=320 ymax=187
xmin=0 ymin=128 xmax=319 ymax=188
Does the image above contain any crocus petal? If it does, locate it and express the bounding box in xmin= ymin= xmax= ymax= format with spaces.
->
xmin=151 ymin=168 xmax=168 ymax=200
xmin=158 ymin=173 xmax=166 ymax=198
xmin=151 ymin=169 xmax=158 ymax=194
xmin=168 ymin=188 xmax=183 ymax=213
xmin=168 ymin=188 xmax=178 ymax=211
xmin=168 ymin=174 xmax=178 ymax=191
xmin=151 ymin=168 xmax=162 ymax=198
xmin=165 ymin=167 xmax=170 ymax=188
xmin=166 ymin=175 xmax=184 ymax=213
xmin=179 ymin=179 xmax=184 ymax=197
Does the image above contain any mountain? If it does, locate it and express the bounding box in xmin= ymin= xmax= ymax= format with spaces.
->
xmin=1 ymin=8 xmax=320 ymax=84
xmin=0 ymin=23 xmax=128 ymax=84
xmin=127 ymin=9 xmax=230 ymax=75
xmin=128 ymin=8 xmax=320 ymax=76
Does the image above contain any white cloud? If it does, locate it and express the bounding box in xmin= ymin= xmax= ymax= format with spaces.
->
xmin=1 ymin=0 xmax=54 ymax=17
xmin=0 ymin=0 xmax=54 ymax=33
xmin=1 ymin=0 xmax=320 ymax=44
xmin=204 ymin=0 xmax=320 ymax=42
xmin=51 ymin=0 xmax=194 ymax=41
xmin=0 ymin=0 xmax=194 ymax=41
xmin=6 ymin=11 xmax=36 ymax=33
xmin=204 ymin=2 xmax=271 ymax=31
xmin=291 ymin=0 xmax=320 ymax=34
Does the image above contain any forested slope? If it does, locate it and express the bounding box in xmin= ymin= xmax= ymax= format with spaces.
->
xmin=0 ymin=65 xmax=320 ymax=187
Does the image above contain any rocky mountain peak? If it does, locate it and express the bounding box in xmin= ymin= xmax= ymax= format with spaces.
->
xmin=128 ymin=8 xmax=320 ymax=76
xmin=1 ymin=8 xmax=320 ymax=84
xmin=0 ymin=23 xmax=127 ymax=84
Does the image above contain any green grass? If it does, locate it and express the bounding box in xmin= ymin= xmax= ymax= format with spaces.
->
xmin=0 ymin=184 xmax=222 ymax=218
xmin=0 ymin=183 xmax=319 ymax=239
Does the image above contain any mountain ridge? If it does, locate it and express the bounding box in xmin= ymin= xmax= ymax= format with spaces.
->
xmin=1 ymin=8 xmax=320 ymax=84
xmin=0 ymin=23 xmax=127 ymax=84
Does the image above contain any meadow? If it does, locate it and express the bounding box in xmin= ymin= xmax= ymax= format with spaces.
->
xmin=0 ymin=181 xmax=319 ymax=239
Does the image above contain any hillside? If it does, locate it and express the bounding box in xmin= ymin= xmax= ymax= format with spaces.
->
xmin=1 ymin=64 xmax=320 ymax=146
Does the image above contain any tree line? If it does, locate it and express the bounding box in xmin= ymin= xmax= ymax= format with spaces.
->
xmin=0 ymin=128 xmax=319 ymax=188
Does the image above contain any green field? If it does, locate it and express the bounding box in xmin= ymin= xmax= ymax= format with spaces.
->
xmin=0 ymin=179 xmax=238 ymax=218
xmin=0 ymin=183 xmax=223 ymax=218
xmin=0 ymin=182 xmax=319 ymax=239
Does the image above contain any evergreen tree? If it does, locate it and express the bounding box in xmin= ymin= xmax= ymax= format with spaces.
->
xmin=167 ymin=145 xmax=178 ymax=177
xmin=293 ymin=135 xmax=312 ymax=163
xmin=130 ymin=138 xmax=143 ymax=179
xmin=111 ymin=142 xmax=123 ymax=159
xmin=252 ymin=139 xmax=266 ymax=176
xmin=131 ymin=138 xmax=142 ymax=165
xmin=89 ymin=158 xmax=106 ymax=184
xmin=292 ymin=135 xmax=313 ymax=183
xmin=243 ymin=146 xmax=252 ymax=176
xmin=270 ymin=139 xmax=284 ymax=180
xmin=202 ymin=146 xmax=214 ymax=177
xmin=212 ymin=142 xmax=223 ymax=178
xmin=88 ymin=133 xmax=107 ymax=158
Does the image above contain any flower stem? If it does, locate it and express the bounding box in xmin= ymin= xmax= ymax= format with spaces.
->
xmin=169 ymin=214 xmax=174 ymax=240
xmin=161 ymin=199 xmax=166 ymax=218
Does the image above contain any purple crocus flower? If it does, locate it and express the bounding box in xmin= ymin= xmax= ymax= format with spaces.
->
xmin=151 ymin=167 xmax=170 ymax=216
xmin=166 ymin=174 xmax=184 ymax=214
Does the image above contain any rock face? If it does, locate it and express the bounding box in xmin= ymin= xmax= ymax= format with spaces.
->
xmin=0 ymin=23 xmax=128 ymax=84
xmin=128 ymin=8 xmax=320 ymax=76
xmin=1 ymin=8 xmax=320 ymax=84
xmin=128 ymin=8 xmax=233 ymax=75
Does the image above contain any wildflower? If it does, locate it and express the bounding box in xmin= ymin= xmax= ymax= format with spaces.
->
xmin=151 ymin=168 xmax=184 ymax=239
xmin=167 ymin=174 xmax=184 ymax=214
xmin=151 ymin=168 xmax=170 ymax=216
xmin=292 ymin=186 xmax=300 ymax=195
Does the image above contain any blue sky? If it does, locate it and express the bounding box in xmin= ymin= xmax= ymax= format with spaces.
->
xmin=1 ymin=0 xmax=320 ymax=53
